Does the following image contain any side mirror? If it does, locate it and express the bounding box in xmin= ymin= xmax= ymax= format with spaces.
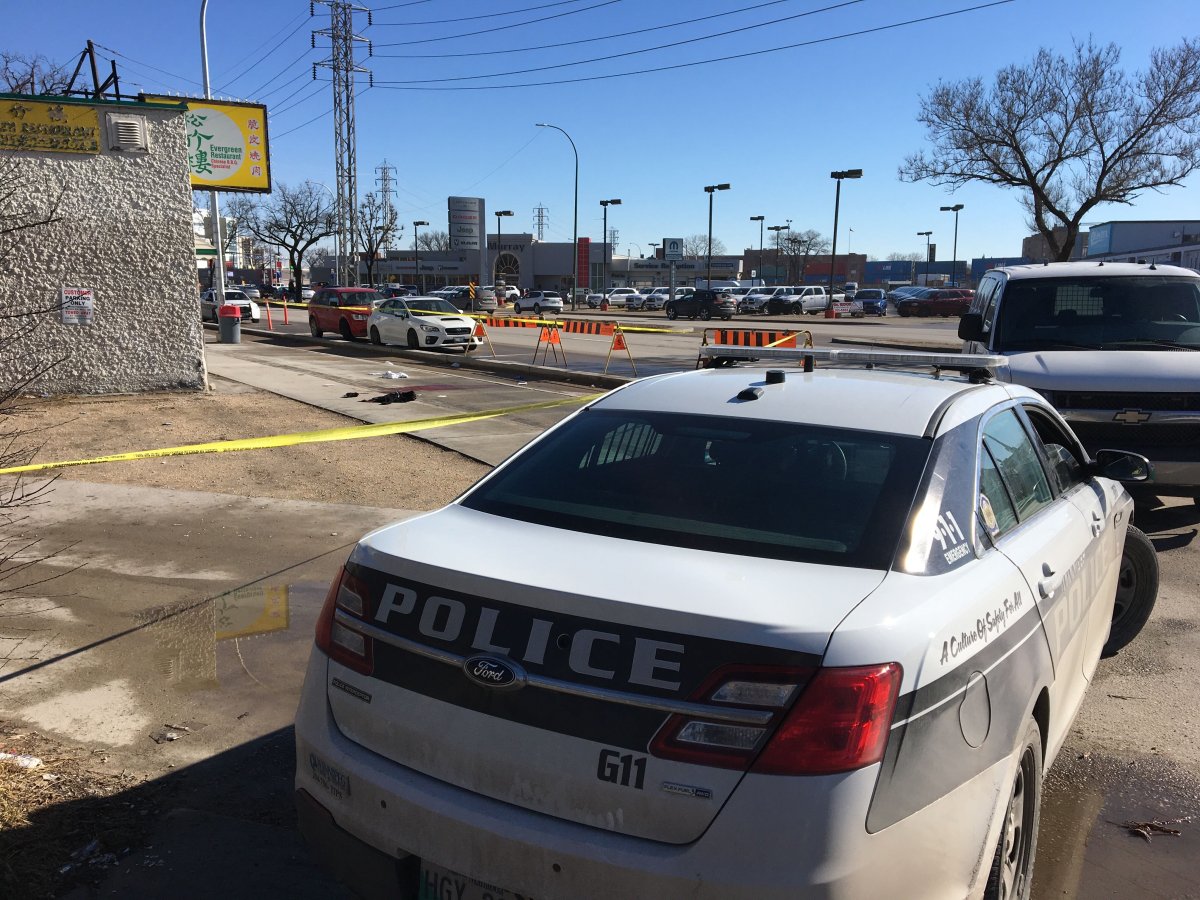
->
xmin=1091 ymin=449 xmax=1152 ymax=483
xmin=958 ymin=313 xmax=983 ymax=342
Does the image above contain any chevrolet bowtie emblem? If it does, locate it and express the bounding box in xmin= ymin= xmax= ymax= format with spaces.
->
xmin=1112 ymin=409 xmax=1151 ymax=424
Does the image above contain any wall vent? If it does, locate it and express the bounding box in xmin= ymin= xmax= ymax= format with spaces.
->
xmin=106 ymin=114 xmax=149 ymax=152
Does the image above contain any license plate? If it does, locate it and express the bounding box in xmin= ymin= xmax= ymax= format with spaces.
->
xmin=446 ymin=337 xmax=466 ymax=343
xmin=418 ymin=860 xmax=525 ymax=900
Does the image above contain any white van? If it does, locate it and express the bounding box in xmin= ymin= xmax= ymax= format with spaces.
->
xmin=959 ymin=261 xmax=1200 ymax=501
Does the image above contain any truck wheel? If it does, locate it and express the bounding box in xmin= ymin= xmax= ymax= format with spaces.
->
xmin=1103 ymin=525 xmax=1159 ymax=657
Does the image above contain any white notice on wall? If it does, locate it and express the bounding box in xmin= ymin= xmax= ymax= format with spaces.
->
xmin=62 ymin=287 xmax=95 ymax=325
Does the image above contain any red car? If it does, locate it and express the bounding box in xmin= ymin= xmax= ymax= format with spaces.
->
xmin=308 ymin=287 xmax=384 ymax=340
xmin=895 ymin=288 xmax=974 ymax=318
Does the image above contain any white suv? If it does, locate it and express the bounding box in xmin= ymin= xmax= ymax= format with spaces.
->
xmin=294 ymin=346 xmax=1156 ymax=900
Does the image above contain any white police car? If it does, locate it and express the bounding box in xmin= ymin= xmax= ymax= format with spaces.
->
xmin=294 ymin=347 xmax=1157 ymax=900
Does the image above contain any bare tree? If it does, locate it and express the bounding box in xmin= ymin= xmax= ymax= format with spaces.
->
xmin=355 ymin=191 xmax=400 ymax=286
xmin=0 ymin=52 xmax=70 ymax=95
xmin=783 ymin=229 xmax=828 ymax=281
xmin=225 ymin=181 xmax=335 ymax=298
xmin=900 ymin=38 xmax=1200 ymax=261
xmin=682 ymin=234 xmax=726 ymax=258
xmin=415 ymin=229 xmax=450 ymax=252
xmin=309 ymin=245 xmax=335 ymax=268
xmin=887 ymin=251 xmax=925 ymax=262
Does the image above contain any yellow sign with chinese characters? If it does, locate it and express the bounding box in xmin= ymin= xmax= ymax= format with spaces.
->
xmin=0 ymin=98 xmax=100 ymax=154
xmin=142 ymin=95 xmax=271 ymax=193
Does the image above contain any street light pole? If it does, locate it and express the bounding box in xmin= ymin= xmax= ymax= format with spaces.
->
xmin=768 ymin=225 xmax=786 ymax=284
xmin=307 ymin=180 xmax=339 ymax=288
xmin=918 ymin=231 xmax=933 ymax=284
xmin=703 ymin=183 xmax=730 ymax=288
xmin=535 ymin=124 xmax=579 ymax=308
xmin=200 ymin=0 xmax=227 ymax=304
xmin=940 ymin=204 xmax=964 ymax=286
xmin=828 ymin=169 xmax=862 ymax=304
xmin=750 ymin=215 xmax=764 ymax=285
xmin=412 ymin=220 xmax=428 ymax=293
xmin=600 ymin=198 xmax=621 ymax=294
xmin=494 ymin=210 xmax=513 ymax=286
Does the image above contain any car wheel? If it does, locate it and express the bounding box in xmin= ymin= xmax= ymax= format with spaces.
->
xmin=370 ymin=326 xmax=382 ymax=345
xmin=407 ymin=329 xmax=420 ymax=350
xmin=791 ymin=303 xmax=802 ymax=314
xmin=665 ymin=306 xmax=677 ymax=320
xmin=699 ymin=307 xmax=712 ymax=321
xmin=984 ymin=719 xmax=1042 ymax=900
xmin=513 ymin=303 xmax=522 ymax=315
xmin=899 ymin=308 xmax=911 ymax=318
xmin=534 ymin=304 xmax=542 ymax=315
xmin=1103 ymin=525 xmax=1159 ymax=657
xmin=309 ymin=317 xmax=322 ymax=338
xmin=339 ymin=319 xmax=357 ymax=342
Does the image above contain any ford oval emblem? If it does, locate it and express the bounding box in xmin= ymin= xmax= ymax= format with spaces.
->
xmin=463 ymin=655 xmax=527 ymax=691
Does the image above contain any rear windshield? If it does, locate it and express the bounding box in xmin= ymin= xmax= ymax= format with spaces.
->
xmin=461 ymin=409 xmax=929 ymax=568
xmin=995 ymin=276 xmax=1200 ymax=351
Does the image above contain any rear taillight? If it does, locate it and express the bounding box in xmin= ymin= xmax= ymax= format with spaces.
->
xmin=650 ymin=665 xmax=814 ymax=770
xmin=314 ymin=566 xmax=374 ymax=675
xmin=752 ymin=663 xmax=901 ymax=775
xmin=649 ymin=662 xmax=901 ymax=776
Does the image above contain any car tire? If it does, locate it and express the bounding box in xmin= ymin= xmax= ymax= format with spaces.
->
xmin=339 ymin=319 xmax=357 ymax=342
xmin=699 ymin=308 xmax=712 ymax=321
xmin=534 ymin=304 xmax=542 ymax=315
xmin=513 ymin=303 xmax=522 ymax=315
xmin=309 ymin=318 xmax=322 ymax=338
xmin=1103 ymin=525 xmax=1159 ymax=657
xmin=665 ymin=306 xmax=677 ymax=320
xmin=407 ymin=329 xmax=420 ymax=350
xmin=899 ymin=308 xmax=911 ymax=318
xmin=791 ymin=303 xmax=802 ymax=315
xmin=984 ymin=718 xmax=1042 ymax=900
xmin=370 ymin=326 xmax=382 ymax=345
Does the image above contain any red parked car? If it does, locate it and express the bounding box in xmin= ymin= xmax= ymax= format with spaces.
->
xmin=895 ymin=288 xmax=974 ymax=318
xmin=308 ymin=287 xmax=384 ymax=340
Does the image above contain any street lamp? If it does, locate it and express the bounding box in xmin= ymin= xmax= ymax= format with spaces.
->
xmin=306 ymin=180 xmax=339 ymax=287
xmin=918 ymin=231 xmax=933 ymax=284
xmin=494 ymin=210 xmax=513 ymax=284
xmin=412 ymin=220 xmax=428 ymax=293
xmin=768 ymin=225 xmax=786 ymax=284
xmin=940 ymin=204 xmax=964 ymax=286
xmin=750 ymin=215 xmax=764 ymax=284
xmin=828 ymin=169 xmax=862 ymax=303
xmin=703 ymin=183 xmax=730 ymax=288
xmin=600 ymin=198 xmax=621 ymax=293
xmin=535 ymin=123 xmax=579 ymax=308
xmin=200 ymin=0 xmax=228 ymax=304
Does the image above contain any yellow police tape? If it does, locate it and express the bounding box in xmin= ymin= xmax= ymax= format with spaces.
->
xmin=0 ymin=394 xmax=600 ymax=477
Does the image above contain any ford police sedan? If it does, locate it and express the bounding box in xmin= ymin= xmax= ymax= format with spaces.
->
xmin=294 ymin=347 xmax=1156 ymax=900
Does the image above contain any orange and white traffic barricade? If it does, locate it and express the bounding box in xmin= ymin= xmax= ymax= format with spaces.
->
xmin=532 ymin=321 xmax=566 ymax=366
xmin=697 ymin=328 xmax=813 ymax=367
xmin=603 ymin=324 xmax=638 ymax=376
xmin=471 ymin=318 xmax=497 ymax=357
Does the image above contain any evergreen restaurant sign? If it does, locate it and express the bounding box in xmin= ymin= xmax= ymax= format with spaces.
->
xmin=141 ymin=95 xmax=271 ymax=194
xmin=0 ymin=99 xmax=99 ymax=154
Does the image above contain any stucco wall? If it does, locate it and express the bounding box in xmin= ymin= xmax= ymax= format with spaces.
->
xmin=0 ymin=98 xmax=206 ymax=395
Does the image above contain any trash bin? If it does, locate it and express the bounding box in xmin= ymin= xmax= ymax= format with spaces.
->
xmin=218 ymin=304 xmax=242 ymax=343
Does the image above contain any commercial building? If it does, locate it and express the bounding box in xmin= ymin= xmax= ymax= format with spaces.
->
xmin=1084 ymin=220 xmax=1200 ymax=270
xmin=0 ymin=93 xmax=205 ymax=396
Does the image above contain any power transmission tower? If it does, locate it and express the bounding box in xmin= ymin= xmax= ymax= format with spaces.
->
xmin=532 ymin=203 xmax=549 ymax=241
xmin=313 ymin=1 xmax=372 ymax=287
xmin=376 ymin=159 xmax=397 ymax=249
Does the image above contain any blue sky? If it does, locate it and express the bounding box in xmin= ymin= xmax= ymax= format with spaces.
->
xmin=9 ymin=0 xmax=1199 ymax=263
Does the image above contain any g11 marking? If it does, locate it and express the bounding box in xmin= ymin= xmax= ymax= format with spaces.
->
xmin=597 ymin=748 xmax=646 ymax=789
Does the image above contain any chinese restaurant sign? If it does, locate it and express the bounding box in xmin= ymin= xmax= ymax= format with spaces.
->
xmin=0 ymin=99 xmax=99 ymax=154
xmin=141 ymin=95 xmax=271 ymax=193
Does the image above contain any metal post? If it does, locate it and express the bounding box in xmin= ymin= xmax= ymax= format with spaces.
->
xmin=413 ymin=220 xmax=427 ymax=293
xmin=703 ymin=184 xmax=730 ymax=288
xmin=751 ymin=216 xmax=764 ymax=285
xmin=828 ymin=170 xmax=862 ymax=305
xmin=599 ymin=198 xmax=621 ymax=296
xmin=918 ymin=231 xmax=933 ymax=284
xmin=768 ymin=224 xmax=786 ymax=285
xmin=941 ymin=204 xmax=963 ymax=286
xmin=200 ymin=0 xmax=225 ymax=306
xmin=536 ymin=124 xmax=578 ymax=309
xmin=494 ymin=210 xmax=513 ymax=288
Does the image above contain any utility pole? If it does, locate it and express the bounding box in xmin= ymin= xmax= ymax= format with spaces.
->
xmin=533 ymin=203 xmax=549 ymax=241
xmin=313 ymin=1 xmax=372 ymax=288
xmin=375 ymin=159 xmax=397 ymax=249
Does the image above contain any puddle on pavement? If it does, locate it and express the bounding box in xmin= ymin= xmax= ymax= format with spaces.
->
xmin=136 ymin=580 xmax=327 ymax=695
xmin=1034 ymin=751 xmax=1200 ymax=898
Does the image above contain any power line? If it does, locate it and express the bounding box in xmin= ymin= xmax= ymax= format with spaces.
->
xmin=374 ymin=0 xmax=795 ymax=59
xmin=371 ymin=0 xmax=435 ymax=9
xmin=374 ymin=0 xmax=586 ymax=26
xmin=272 ymin=80 xmax=328 ymax=116
xmin=214 ymin=12 xmax=310 ymax=93
xmin=258 ymin=69 xmax=309 ymax=102
xmin=373 ymin=0 xmax=861 ymax=85
xmin=273 ymin=105 xmax=334 ymax=140
xmin=92 ymin=42 xmax=204 ymax=91
xmin=368 ymin=1 xmax=1015 ymax=91
xmin=372 ymin=0 xmax=623 ymax=47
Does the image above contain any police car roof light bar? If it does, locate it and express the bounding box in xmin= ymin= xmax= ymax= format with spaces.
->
xmin=700 ymin=345 xmax=1009 ymax=377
